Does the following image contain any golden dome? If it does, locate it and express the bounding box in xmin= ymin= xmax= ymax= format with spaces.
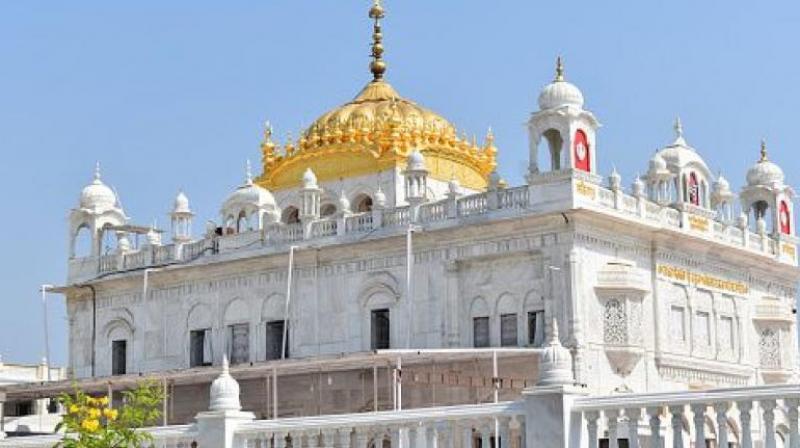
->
xmin=255 ymin=1 xmax=497 ymax=191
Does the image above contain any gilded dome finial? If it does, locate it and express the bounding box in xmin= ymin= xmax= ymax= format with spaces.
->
xmin=369 ymin=0 xmax=387 ymax=81
xmin=760 ymin=139 xmax=768 ymax=162
xmin=555 ymin=56 xmax=565 ymax=82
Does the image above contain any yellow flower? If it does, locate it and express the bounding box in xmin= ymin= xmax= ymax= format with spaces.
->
xmin=88 ymin=408 xmax=101 ymax=419
xmin=68 ymin=404 xmax=80 ymax=414
xmin=86 ymin=397 xmax=96 ymax=406
xmin=81 ymin=419 xmax=100 ymax=432
xmin=103 ymin=408 xmax=118 ymax=420
xmin=98 ymin=396 xmax=109 ymax=406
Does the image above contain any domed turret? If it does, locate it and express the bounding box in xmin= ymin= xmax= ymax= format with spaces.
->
xmin=746 ymin=141 xmax=785 ymax=187
xmin=222 ymin=161 xmax=279 ymax=232
xmin=406 ymin=150 xmax=426 ymax=172
xmin=173 ymin=190 xmax=191 ymax=215
xmin=374 ymin=185 xmax=387 ymax=208
xmin=302 ymin=168 xmax=318 ymax=189
xmin=209 ymin=356 xmax=241 ymax=412
xmin=80 ymin=163 xmax=119 ymax=211
xmin=537 ymin=57 xmax=585 ymax=110
xmin=536 ymin=319 xmax=574 ymax=386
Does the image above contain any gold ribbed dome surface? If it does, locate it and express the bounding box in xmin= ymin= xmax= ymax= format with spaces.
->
xmin=305 ymin=81 xmax=454 ymax=139
xmin=255 ymin=1 xmax=496 ymax=191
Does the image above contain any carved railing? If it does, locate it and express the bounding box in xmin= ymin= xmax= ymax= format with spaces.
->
xmin=457 ymin=193 xmax=487 ymax=217
xmin=498 ymin=186 xmax=529 ymax=210
xmin=98 ymin=253 xmax=118 ymax=273
xmin=345 ymin=213 xmax=374 ymax=233
xmin=418 ymin=200 xmax=447 ymax=223
xmin=573 ymin=384 xmax=800 ymax=448
xmin=383 ymin=206 xmax=410 ymax=228
xmin=235 ymin=401 xmax=525 ymax=448
xmin=311 ymin=219 xmax=338 ymax=238
xmin=123 ymin=249 xmax=148 ymax=270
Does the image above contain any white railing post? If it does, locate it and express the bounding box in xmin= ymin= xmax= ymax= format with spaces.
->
xmin=321 ymin=429 xmax=335 ymax=448
xmin=479 ymin=424 xmax=490 ymax=448
xmin=625 ymin=407 xmax=641 ymax=448
xmin=762 ymin=399 xmax=777 ymax=448
xmin=498 ymin=417 xmax=511 ymax=448
xmin=714 ymin=402 xmax=730 ymax=448
xmin=647 ymin=407 xmax=662 ymax=448
xmin=737 ymin=400 xmax=753 ymax=448
xmin=690 ymin=404 xmax=705 ymax=448
xmin=339 ymin=428 xmax=352 ymax=448
xmin=355 ymin=429 xmax=370 ymax=448
xmin=669 ymin=405 xmax=684 ymax=448
xmin=787 ymin=398 xmax=800 ymax=448
xmin=607 ymin=409 xmax=620 ymax=448
xmin=586 ymin=411 xmax=600 ymax=448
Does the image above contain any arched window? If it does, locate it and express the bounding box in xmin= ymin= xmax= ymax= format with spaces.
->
xmin=688 ymin=172 xmax=700 ymax=206
xmin=353 ymin=195 xmax=373 ymax=213
xmin=282 ymin=206 xmax=300 ymax=224
xmin=573 ymin=129 xmax=590 ymax=172
xmin=73 ymin=225 xmax=93 ymax=258
xmin=236 ymin=210 xmax=248 ymax=233
xmin=780 ymin=200 xmax=791 ymax=234
xmin=540 ymin=129 xmax=563 ymax=171
xmin=320 ymin=203 xmax=337 ymax=217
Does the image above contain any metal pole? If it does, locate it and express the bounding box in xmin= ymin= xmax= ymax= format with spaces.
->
xmin=373 ymin=364 xmax=378 ymax=412
xmin=282 ymin=246 xmax=296 ymax=360
xmin=405 ymin=225 xmax=413 ymax=348
xmin=40 ymin=285 xmax=53 ymax=381
xmin=162 ymin=377 xmax=168 ymax=426
xmin=493 ymin=350 xmax=499 ymax=443
xmin=106 ymin=382 xmax=113 ymax=408
xmin=396 ymin=356 xmax=402 ymax=411
xmin=272 ymin=367 xmax=278 ymax=419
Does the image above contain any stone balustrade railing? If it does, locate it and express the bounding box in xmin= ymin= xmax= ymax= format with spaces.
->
xmin=67 ymin=173 xmax=796 ymax=282
xmin=235 ymin=401 xmax=524 ymax=448
xmin=572 ymin=383 xmax=800 ymax=448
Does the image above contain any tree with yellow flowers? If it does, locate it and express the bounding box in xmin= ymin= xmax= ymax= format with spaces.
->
xmin=55 ymin=382 xmax=164 ymax=448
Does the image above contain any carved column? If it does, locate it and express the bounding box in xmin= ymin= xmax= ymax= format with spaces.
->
xmin=669 ymin=405 xmax=685 ymax=448
xmin=625 ymin=407 xmax=641 ymax=448
xmin=762 ymin=399 xmax=777 ymax=448
xmin=737 ymin=400 xmax=753 ymax=448
xmin=647 ymin=407 xmax=662 ymax=448
xmin=786 ymin=398 xmax=800 ymax=448
xmin=714 ymin=402 xmax=730 ymax=448
xmin=606 ymin=409 xmax=619 ymax=448
xmin=585 ymin=411 xmax=600 ymax=448
xmin=690 ymin=404 xmax=706 ymax=448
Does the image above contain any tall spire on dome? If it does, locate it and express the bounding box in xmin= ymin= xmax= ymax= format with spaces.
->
xmin=760 ymin=139 xmax=768 ymax=162
xmin=672 ymin=116 xmax=688 ymax=146
xmin=554 ymin=56 xmax=565 ymax=82
xmin=369 ymin=0 xmax=387 ymax=81
xmin=245 ymin=159 xmax=253 ymax=185
xmin=94 ymin=161 xmax=102 ymax=182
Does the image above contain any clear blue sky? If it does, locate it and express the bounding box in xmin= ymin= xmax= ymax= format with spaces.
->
xmin=1 ymin=1 xmax=798 ymax=366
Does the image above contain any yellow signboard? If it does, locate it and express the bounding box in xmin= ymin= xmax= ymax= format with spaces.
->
xmin=657 ymin=264 xmax=748 ymax=295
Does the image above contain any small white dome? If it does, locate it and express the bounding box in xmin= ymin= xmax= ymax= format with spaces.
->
xmin=302 ymin=168 xmax=318 ymax=189
xmin=536 ymin=319 xmax=574 ymax=386
xmin=538 ymin=80 xmax=584 ymax=110
xmin=374 ymin=186 xmax=387 ymax=208
xmin=714 ymin=174 xmax=731 ymax=194
xmin=406 ymin=150 xmax=426 ymax=171
xmin=746 ymin=143 xmax=784 ymax=187
xmin=648 ymin=152 xmax=668 ymax=173
xmin=209 ymin=357 xmax=241 ymax=412
xmin=222 ymin=162 xmax=277 ymax=215
xmin=173 ymin=190 xmax=191 ymax=214
xmin=338 ymin=190 xmax=351 ymax=213
xmin=80 ymin=163 xmax=118 ymax=211
xmin=654 ymin=118 xmax=710 ymax=174
xmin=538 ymin=57 xmax=584 ymax=110
xmin=223 ymin=183 xmax=277 ymax=212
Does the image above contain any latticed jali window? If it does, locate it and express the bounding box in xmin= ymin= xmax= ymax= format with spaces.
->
xmin=603 ymin=299 xmax=627 ymax=345
xmin=759 ymin=328 xmax=781 ymax=368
